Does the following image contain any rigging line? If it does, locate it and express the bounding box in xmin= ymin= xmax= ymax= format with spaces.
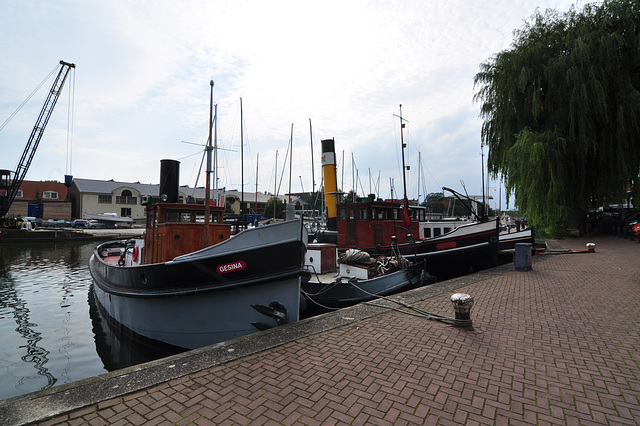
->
xmin=0 ymin=63 xmax=59 ymax=133
xmin=191 ymin=149 xmax=206 ymax=198
xmin=276 ymin=133 xmax=291 ymax=197
xmin=177 ymin=150 xmax=205 ymax=160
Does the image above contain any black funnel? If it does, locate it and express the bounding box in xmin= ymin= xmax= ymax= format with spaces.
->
xmin=159 ymin=159 xmax=180 ymax=203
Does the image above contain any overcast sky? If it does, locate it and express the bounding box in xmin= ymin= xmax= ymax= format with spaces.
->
xmin=1 ymin=0 xmax=580 ymax=210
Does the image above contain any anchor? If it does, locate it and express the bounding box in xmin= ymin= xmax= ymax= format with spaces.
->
xmin=251 ymin=301 xmax=288 ymax=331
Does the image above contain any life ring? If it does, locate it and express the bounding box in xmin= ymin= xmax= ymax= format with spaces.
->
xmin=132 ymin=246 xmax=139 ymax=262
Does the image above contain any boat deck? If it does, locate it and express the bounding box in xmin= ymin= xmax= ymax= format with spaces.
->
xmin=102 ymin=255 xmax=121 ymax=266
xmin=306 ymin=270 xmax=341 ymax=285
xmin=98 ymin=247 xmax=124 ymax=266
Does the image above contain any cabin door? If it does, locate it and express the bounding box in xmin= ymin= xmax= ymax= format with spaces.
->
xmin=373 ymin=227 xmax=384 ymax=246
xmin=347 ymin=221 xmax=357 ymax=246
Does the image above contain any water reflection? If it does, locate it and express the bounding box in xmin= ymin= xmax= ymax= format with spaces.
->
xmin=1 ymin=275 xmax=56 ymax=391
xmin=88 ymin=284 xmax=185 ymax=371
xmin=0 ymin=241 xmax=175 ymax=401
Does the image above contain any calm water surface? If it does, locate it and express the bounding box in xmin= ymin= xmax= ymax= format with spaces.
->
xmin=0 ymin=241 xmax=174 ymax=401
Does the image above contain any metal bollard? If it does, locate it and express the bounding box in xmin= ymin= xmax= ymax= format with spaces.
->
xmin=450 ymin=293 xmax=474 ymax=325
xmin=515 ymin=243 xmax=532 ymax=271
xmin=586 ymin=243 xmax=595 ymax=252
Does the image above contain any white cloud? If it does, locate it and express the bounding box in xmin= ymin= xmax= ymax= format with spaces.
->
xmin=0 ymin=0 xmax=578 ymax=209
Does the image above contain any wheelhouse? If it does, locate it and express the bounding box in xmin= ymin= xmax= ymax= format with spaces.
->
xmin=336 ymin=201 xmax=423 ymax=249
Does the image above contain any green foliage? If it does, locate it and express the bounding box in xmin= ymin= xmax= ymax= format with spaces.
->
xmin=474 ymin=0 xmax=640 ymax=236
xmin=224 ymin=200 xmax=234 ymax=215
xmin=263 ymin=197 xmax=285 ymax=219
xmin=340 ymin=190 xmax=358 ymax=204
xmin=426 ymin=192 xmax=444 ymax=203
xmin=429 ymin=201 xmax=446 ymax=214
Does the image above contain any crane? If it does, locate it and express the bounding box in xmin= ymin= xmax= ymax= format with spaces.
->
xmin=0 ymin=60 xmax=75 ymax=226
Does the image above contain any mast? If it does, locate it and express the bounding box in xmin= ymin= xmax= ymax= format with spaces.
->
xmin=481 ymin=145 xmax=486 ymax=218
xmin=255 ymin=153 xmax=259 ymax=226
xmin=394 ymin=104 xmax=411 ymax=226
xmin=288 ymin=123 xmax=293 ymax=204
xmin=204 ymin=80 xmax=214 ymax=247
xmin=351 ymin=153 xmax=355 ymax=201
xmin=274 ymin=150 xmax=278 ymax=219
xmin=309 ymin=119 xmax=315 ymax=195
xmin=341 ymin=150 xmax=344 ymax=199
xmin=240 ymin=97 xmax=244 ymax=218
xmin=395 ymin=105 xmax=409 ymax=201
xmin=214 ymin=103 xmax=219 ymax=206
xmin=417 ymin=151 xmax=421 ymax=205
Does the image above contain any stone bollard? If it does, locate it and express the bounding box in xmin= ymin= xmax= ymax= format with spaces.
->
xmin=450 ymin=293 xmax=474 ymax=326
xmin=515 ymin=243 xmax=532 ymax=271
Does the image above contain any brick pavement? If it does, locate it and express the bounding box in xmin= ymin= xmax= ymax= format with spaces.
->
xmin=5 ymin=236 xmax=640 ymax=425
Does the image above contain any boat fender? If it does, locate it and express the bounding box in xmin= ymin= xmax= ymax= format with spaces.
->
xmin=132 ymin=246 xmax=139 ymax=262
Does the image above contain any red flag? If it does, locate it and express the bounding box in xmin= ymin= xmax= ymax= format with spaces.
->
xmin=403 ymin=197 xmax=411 ymax=227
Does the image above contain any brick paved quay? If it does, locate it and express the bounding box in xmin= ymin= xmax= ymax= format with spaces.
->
xmin=1 ymin=235 xmax=639 ymax=425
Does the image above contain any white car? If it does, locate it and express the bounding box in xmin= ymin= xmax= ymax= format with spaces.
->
xmin=87 ymin=219 xmax=106 ymax=229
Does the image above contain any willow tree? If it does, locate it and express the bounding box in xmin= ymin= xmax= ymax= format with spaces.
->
xmin=474 ymin=0 xmax=640 ymax=236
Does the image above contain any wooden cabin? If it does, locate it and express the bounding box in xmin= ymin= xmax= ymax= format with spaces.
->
xmin=336 ymin=201 xmax=423 ymax=249
xmin=143 ymin=203 xmax=230 ymax=264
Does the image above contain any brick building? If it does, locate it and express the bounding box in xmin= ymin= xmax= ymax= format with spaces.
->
xmin=3 ymin=180 xmax=72 ymax=220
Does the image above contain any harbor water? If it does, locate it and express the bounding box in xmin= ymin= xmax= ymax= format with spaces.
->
xmin=0 ymin=241 xmax=180 ymax=401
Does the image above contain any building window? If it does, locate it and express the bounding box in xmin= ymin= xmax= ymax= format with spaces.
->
xmin=43 ymin=191 xmax=58 ymax=199
xmin=98 ymin=195 xmax=112 ymax=203
xmin=15 ymin=190 xmax=23 ymax=198
xmin=116 ymin=189 xmax=136 ymax=204
xmin=359 ymin=208 xmax=367 ymax=220
xmin=116 ymin=195 xmax=137 ymax=204
xmin=121 ymin=208 xmax=132 ymax=218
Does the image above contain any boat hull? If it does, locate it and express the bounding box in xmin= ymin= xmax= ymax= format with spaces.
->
xmin=362 ymin=218 xmax=500 ymax=279
xmin=91 ymin=273 xmax=303 ymax=350
xmin=89 ymin=220 xmax=309 ymax=350
xmin=302 ymin=260 xmax=427 ymax=309
xmin=499 ymin=228 xmax=534 ymax=251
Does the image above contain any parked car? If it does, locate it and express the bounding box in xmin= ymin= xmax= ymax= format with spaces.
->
xmin=17 ymin=217 xmax=43 ymax=228
xmin=87 ymin=219 xmax=106 ymax=229
xmin=632 ymin=222 xmax=640 ymax=237
xmin=72 ymin=219 xmax=88 ymax=228
xmin=41 ymin=219 xmax=70 ymax=228
xmin=623 ymin=212 xmax=640 ymax=236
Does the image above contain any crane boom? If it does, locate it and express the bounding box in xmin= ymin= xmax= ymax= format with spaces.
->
xmin=0 ymin=60 xmax=75 ymax=219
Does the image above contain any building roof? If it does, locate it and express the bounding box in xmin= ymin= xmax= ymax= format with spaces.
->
xmin=72 ymin=178 xmax=160 ymax=196
xmin=18 ymin=181 xmax=69 ymax=200
xmin=70 ymin=178 xmax=297 ymax=204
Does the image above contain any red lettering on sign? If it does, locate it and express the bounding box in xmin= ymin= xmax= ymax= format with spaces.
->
xmin=216 ymin=260 xmax=247 ymax=274
xmin=436 ymin=241 xmax=456 ymax=250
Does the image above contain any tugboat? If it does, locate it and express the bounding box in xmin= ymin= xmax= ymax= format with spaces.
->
xmin=89 ymin=159 xmax=309 ymax=350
